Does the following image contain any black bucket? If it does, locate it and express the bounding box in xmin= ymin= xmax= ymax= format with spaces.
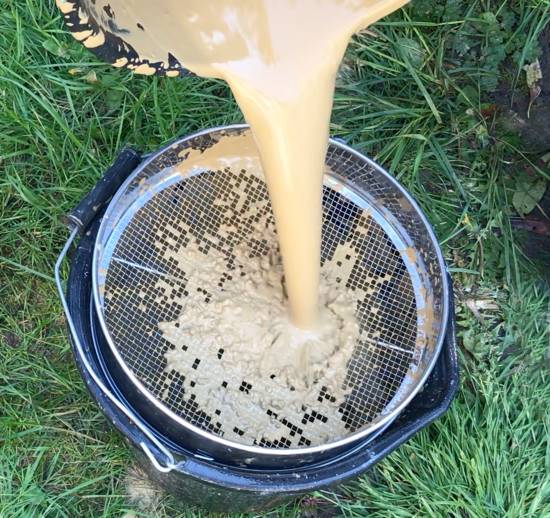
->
xmin=56 ymin=150 xmax=459 ymax=513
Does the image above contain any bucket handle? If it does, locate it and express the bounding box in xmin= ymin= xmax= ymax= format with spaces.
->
xmin=55 ymin=151 xmax=178 ymax=474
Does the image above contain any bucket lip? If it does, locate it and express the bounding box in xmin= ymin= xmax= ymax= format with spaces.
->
xmin=92 ymin=123 xmax=450 ymax=459
xmin=56 ymin=0 xmax=187 ymax=77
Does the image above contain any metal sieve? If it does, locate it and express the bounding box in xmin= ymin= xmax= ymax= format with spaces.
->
xmin=89 ymin=125 xmax=448 ymax=463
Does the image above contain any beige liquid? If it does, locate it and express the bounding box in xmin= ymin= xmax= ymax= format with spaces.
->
xmin=63 ymin=0 xmax=407 ymax=329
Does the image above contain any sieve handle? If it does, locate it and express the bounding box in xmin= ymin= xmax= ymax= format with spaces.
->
xmin=64 ymin=148 xmax=141 ymax=233
xmin=55 ymin=228 xmax=179 ymax=474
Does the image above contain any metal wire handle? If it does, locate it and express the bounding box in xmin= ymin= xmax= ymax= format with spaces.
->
xmin=55 ymin=227 xmax=180 ymax=474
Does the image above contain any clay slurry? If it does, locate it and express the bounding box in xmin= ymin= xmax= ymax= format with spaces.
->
xmin=124 ymin=0 xmax=405 ymax=329
xmin=73 ymin=0 xmax=408 ymax=329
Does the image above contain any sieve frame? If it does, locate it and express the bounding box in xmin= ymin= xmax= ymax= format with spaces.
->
xmin=92 ymin=124 xmax=449 ymax=459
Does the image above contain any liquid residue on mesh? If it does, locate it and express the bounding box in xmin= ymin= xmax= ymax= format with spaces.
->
xmin=156 ymin=197 xmax=406 ymax=447
xmin=102 ymin=159 xmax=418 ymax=448
xmin=159 ymin=216 xmax=359 ymax=446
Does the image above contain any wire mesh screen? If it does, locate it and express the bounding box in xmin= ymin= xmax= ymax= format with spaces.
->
xmin=96 ymin=127 xmax=444 ymax=450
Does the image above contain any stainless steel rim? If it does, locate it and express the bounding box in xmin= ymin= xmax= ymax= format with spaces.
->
xmin=92 ymin=124 xmax=449 ymax=457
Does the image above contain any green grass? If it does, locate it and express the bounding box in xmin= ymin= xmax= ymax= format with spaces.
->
xmin=1 ymin=0 xmax=549 ymax=516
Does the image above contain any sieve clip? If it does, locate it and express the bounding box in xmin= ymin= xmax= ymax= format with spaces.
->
xmin=56 ymin=147 xmax=191 ymax=473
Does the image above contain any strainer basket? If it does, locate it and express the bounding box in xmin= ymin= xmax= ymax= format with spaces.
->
xmin=55 ymin=124 xmax=449 ymax=468
xmin=72 ymin=126 xmax=447 ymax=464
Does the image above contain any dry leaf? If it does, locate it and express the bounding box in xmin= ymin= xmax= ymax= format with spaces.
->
xmin=523 ymin=60 xmax=543 ymax=116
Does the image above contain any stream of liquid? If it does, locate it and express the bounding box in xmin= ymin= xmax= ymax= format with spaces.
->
xmin=72 ymin=0 xmax=408 ymax=330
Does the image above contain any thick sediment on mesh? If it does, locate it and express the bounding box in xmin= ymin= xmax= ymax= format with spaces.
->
xmin=159 ymin=215 xmax=360 ymax=446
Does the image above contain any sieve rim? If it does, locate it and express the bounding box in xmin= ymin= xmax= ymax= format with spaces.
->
xmin=92 ymin=124 xmax=449 ymax=457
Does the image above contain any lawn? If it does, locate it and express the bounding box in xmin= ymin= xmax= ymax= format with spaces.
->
xmin=1 ymin=0 xmax=549 ymax=516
